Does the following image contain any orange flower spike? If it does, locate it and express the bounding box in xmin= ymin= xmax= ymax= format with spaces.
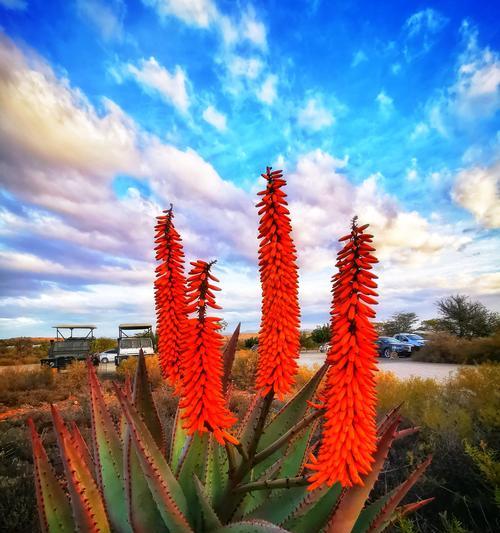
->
xmin=307 ymin=217 xmax=379 ymax=490
xmin=179 ymin=260 xmax=238 ymax=446
xmin=154 ymin=206 xmax=187 ymax=393
xmin=255 ymin=167 xmax=301 ymax=400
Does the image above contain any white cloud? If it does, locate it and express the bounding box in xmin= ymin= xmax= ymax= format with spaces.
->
xmin=426 ymin=23 xmax=500 ymax=133
xmin=0 ymin=0 xmax=26 ymax=10
xmin=76 ymin=0 xmax=125 ymax=41
xmin=351 ymin=50 xmax=367 ymax=67
xmin=202 ymin=105 xmax=227 ymax=131
xmin=227 ymin=55 xmax=263 ymax=79
xmin=142 ymin=0 xmax=267 ymax=52
xmin=142 ymin=0 xmax=216 ymax=27
xmin=297 ymin=98 xmax=334 ymax=131
xmin=405 ymin=157 xmax=418 ymax=181
xmin=376 ymin=90 xmax=394 ymax=113
xmin=452 ymin=162 xmax=500 ymax=228
xmin=257 ymin=74 xmax=277 ymax=104
xmin=241 ymin=8 xmax=267 ymax=49
xmin=410 ymin=121 xmax=429 ymax=140
xmin=127 ymin=57 xmax=190 ymax=112
xmin=405 ymin=8 xmax=448 ymax=38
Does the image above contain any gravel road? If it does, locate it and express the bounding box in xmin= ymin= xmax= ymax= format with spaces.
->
xmin=1 ymin=354 xmax=461 ymax=381
xmin=298 ymin=351 xmax=460 ymax=381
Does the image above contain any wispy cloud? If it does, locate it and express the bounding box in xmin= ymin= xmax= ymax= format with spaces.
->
xmin=202 ymin=105 xmax=227 ymax=131
xmin=127 ymin=57 xmax=190 ymax=112
xmin=142 ymin=0 xmax=216 ymax=27
xmin=351 ymin=50 xmax=367 ymax=67
xmin=256 ymin=74 xmax=277 ymax=104
xmin=375 ymin=90 xmax=394 ymax=113
xmin=297 ymin=97 xmax=334 ymax=131
xmin=76 ymin=0 xmax=126 ymax=41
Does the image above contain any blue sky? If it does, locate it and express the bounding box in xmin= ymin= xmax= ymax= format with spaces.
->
xmin=0 ymin=0 xmax=499 ymax=338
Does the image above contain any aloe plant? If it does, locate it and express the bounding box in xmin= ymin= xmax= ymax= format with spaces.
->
xmin=29 ymin=167 xmax=434 ymax=531
xmin=29 ymin=345 xmax=432 ymax=533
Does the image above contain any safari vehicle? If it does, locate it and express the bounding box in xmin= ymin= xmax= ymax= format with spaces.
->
xmin=114 ymin=323 xmax=155 ymax=366
xmin=40 ymin=325 xmax=96 ymax=370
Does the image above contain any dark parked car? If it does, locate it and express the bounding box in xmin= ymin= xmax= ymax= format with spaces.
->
xmin=376 ymin=337 xmax=413 ymax=358
xmin=393 ymin=333 xmax=426 ymax=350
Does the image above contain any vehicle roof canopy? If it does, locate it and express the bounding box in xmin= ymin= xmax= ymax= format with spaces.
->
xmin=119 ymin=323 xmax=152 ymax=330
xmin=52 ymin=325 xmax=96 ymax=329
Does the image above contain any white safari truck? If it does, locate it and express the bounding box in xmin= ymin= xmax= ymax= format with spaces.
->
xmin=114 ymin=323 xmax=154 ymax=366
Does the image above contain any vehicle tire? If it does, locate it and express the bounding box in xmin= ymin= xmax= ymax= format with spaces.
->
xmin=101 ymin=357 xmax=108 ymax=364
xmin=382 ymin=348 xmax=392 ymax=358
xmin=49 ymin=360 xmax=56 ymax=368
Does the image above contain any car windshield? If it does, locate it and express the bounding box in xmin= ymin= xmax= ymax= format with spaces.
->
xmin=406 ymin=334 xmax=423 ymax=340
xmin=380 ymin=337 xmax=400 ymax=343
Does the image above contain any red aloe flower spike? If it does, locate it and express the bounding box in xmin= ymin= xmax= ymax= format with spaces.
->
xmin=255 ymin=167 xmax=301 ymax=400
xmin=179 ymin=260 xmax=238 ymax=445
xmin=307 ymin=217 xmax=379 ymax=490
xmin=154 ymin=205 xmax=188 ymax=393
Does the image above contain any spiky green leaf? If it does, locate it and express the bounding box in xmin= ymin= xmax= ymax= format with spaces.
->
xmin=133 ymin=350 xmax=164 ymax=451
xmin=88 ymin=364 xmax=132 ymax=532
xmin=204 ymin=435 xmax=228 ymax=509
xmin=193 ymin=475 xmax=223 ymax=531
xmin=28 ymin=418 xmax=73 ymax=533
xmin=281 ymin=483 xmax=342 ymax=532
xmin=50 ymin=405 xmax=110 ymax=532
xmin=114 ymin=385 xmax=192 ymax=532
xmin=214 ymin=519 xmax=290 ymax=532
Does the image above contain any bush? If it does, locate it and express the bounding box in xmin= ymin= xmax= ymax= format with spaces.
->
xmin=243 ymin=336 xmax=258 ymax=349
xmin=377 ymin=364 xmax=500 ymax=532
xmin=231 ymin=349 xmax=258 ymax=391
xmin=115 ymin=355 xmax=163 ymax=390
xmin=413 ymin=332 xmax=500 ymax=364
xmin=0 ymin=362 xmax=88 ymax=408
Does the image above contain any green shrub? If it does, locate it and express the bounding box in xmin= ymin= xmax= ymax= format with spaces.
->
xmin=414 ymin=332 xmax=500 ymax=364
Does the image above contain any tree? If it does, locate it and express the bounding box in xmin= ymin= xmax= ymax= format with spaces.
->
xmin=436 ymin=294 xmax=500 ymax=338
xmin=310 ymin=324 xmax=331 ymax=344
xmin=300 ymin=332 xmax=316 ymax=350
xmin=382 ymin=312 xmax=419 ymax=337
xmin=243 ymin=336 xmax=258 ymax=349
xmin=420 ymin=318 xmax=449 ymax=333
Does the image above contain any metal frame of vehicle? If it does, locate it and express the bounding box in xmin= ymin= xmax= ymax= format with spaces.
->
xmin=115 ymin=323 xmax=155 ymax=366
xmin=40 ymin=325 xmax=96 ymax=370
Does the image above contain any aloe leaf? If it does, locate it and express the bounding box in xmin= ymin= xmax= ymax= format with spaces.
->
xmin=280 ymin=419 xmax=318 ymax=478
xmin=222 ymin=323 xmax=240 ymax=393
xmin=244 ymin=422 xmax=318 ymax=524
xmin=124 ymin=431 xmax=165 ymax=531
xmin=327 ymin=415 xmax=401 ymax=533
xmin=50 ymin=405 xmax=110 ymax=532
xmin=257 ymin=364 xmax=327 ymax=453
xmin=177 ymin=432 xmax=209 ymax=528
xmin=234 ymin=458 xmax=284 ymax=520
xmin=88 ymin=364 xmax=132 ymax=532
xmin=28 ymin=418 xmax=73 ymax=533
xmin=69 ymin=420 xmax=95 ymax=479
xmin=204 ymin=434 xmax=228 ymax=509
xmin=214 ymin=519 xmax=291 ymax=532
xmin=170 ymin=401 xmax=189 ymax=470
xmin=193 ymin=474 xmax=223 ymax=531
xmin=114 ymin=385 xmax=192 ymax=532
xmin=365 ymin=456 xmax=433 ymax=533
xmin=133 ymin=350 xmax=165 ymax=452
xmin=251 ymin=364 xmax=327 ymax=479
xmin=281 ymin=483 xmax=342 ymax=532
xmin=396 ymin=497 xmax=435 ymax=517
xmin=237 ymin=393 xmax=265 ymax=455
